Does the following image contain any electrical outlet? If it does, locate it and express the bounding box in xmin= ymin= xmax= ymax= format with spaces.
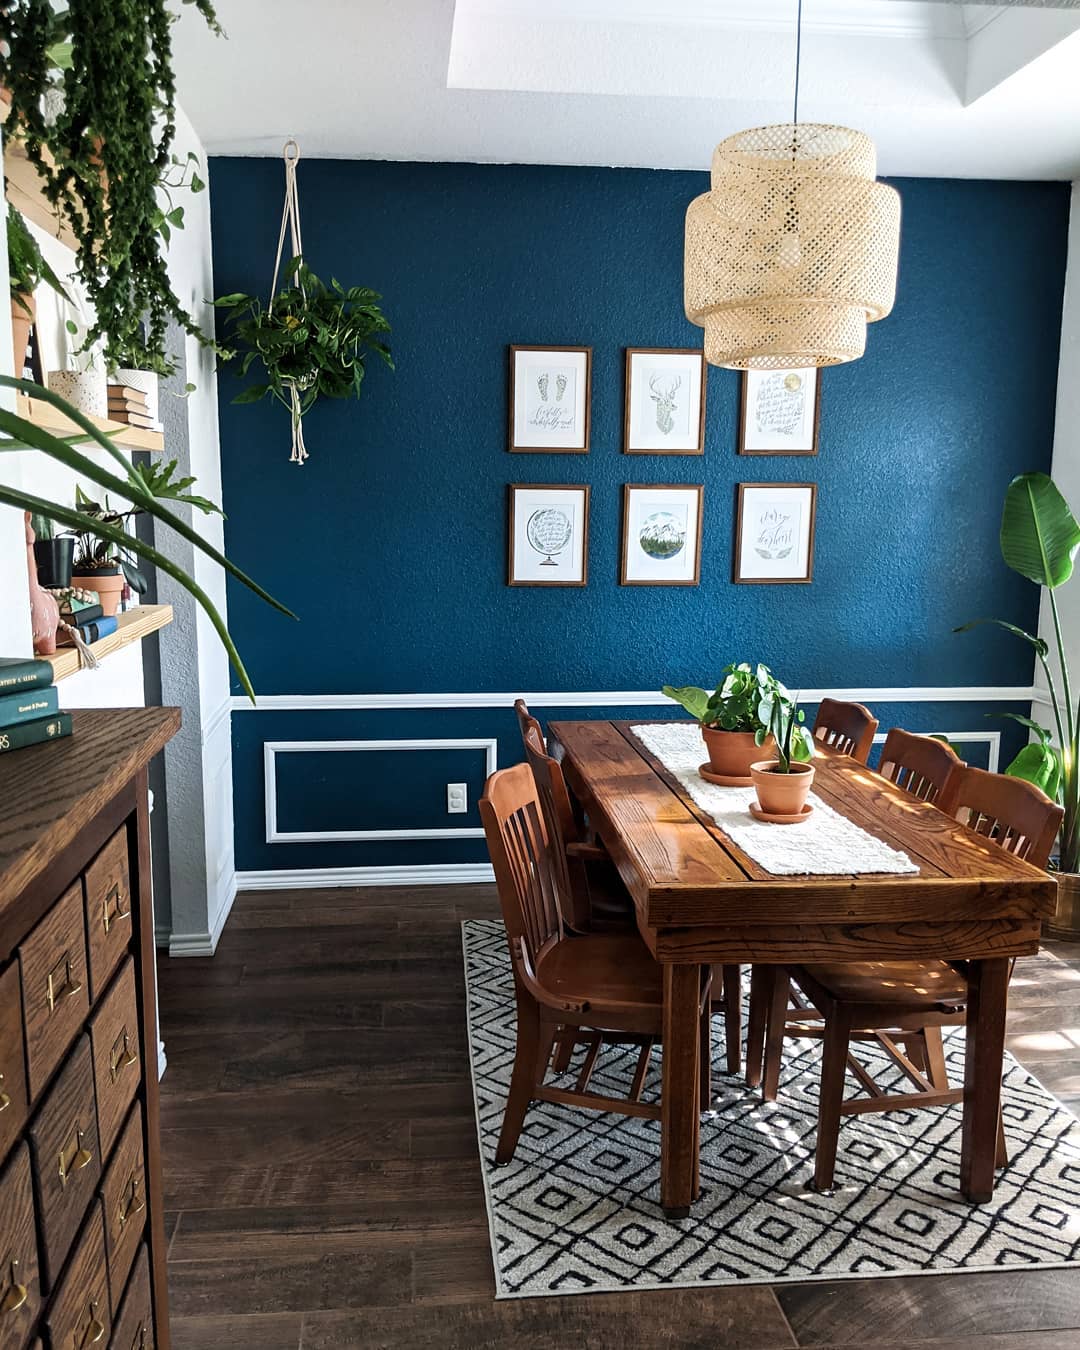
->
xmin=447 ymin=782 xmax=468 ymax=814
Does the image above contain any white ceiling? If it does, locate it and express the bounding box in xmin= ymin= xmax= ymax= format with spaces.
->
xmin=171 ymin=0 xmax=1080 ymax=179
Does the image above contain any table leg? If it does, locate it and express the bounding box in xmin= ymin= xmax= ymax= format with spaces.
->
xmin=960 ymin=956 xmax=1010 ymax=1203
xmin=662 ymin=962 xmax=701 ymax=1219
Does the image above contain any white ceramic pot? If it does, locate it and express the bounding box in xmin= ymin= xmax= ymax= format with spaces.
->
xmin=47 ymin=368 xmax=108 ymax=418
xmin=111 ymin=367 xmax=160 ymax=426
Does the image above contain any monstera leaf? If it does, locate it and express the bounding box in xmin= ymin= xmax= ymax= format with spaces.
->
xmin=1000 ymin=472 xmax=1080 ymax=589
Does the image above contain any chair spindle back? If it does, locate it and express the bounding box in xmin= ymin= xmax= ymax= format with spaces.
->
xmin=879 ymin=728 xmax=962 ymax=804
xmin=939 ymin=764 xmax=1062 ymax=869
xmin=812 ymin=698 xmax=879 ymax=763
xmin=522 ymin=724 xmax=591 ymax=932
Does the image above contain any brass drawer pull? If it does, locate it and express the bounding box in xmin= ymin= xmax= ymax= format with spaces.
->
xmin=0 ymin=1256 xmax=27 ymax=1316
xmin=75 ymin=1298 xmax=105 ymax=1348
xmin=102 ymin=882 xmax=131 ymax=934
xmin=0 ymin=1072 xmax=9 ymax=1113
xmin=58 ymin=1121 xmax=93 ymax=1188
xmin=117 ymin=1173 xmax=145 ymax=1230
xmin=109 ymin=1028 xmax=138 ymax=1083
xmin=46 ymin=952 xmax=82 ymax=1013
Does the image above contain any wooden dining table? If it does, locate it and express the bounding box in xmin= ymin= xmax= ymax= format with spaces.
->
xmin=548 ymin=719 xmax=1059 ymax=1218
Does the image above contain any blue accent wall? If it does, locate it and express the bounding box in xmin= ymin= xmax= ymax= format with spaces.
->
xmin=209 ymin=159 xmax=1070 ymax=874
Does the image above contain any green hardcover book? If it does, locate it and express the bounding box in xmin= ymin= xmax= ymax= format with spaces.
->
xmin=0 ymin=686 xmax=59 ymax=729
xmin=0 ymin=656 xmax=54 ymax=695
xmin=0 ymin=711 xmax=72 ymax=755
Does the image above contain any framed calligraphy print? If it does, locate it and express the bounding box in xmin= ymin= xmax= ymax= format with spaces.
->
xmin=734 ymin=482 xmax=816 ymax=584
xmin=509 ymin=346 xmax=592 ymax=452
xmin=738 ymin=367 xmax=820 ymax=456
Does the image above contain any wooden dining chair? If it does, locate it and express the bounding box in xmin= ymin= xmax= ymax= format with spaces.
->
xmin=878 ymin=727 xmax=962 ymax=803
xmin=757 ymin=764 xmax=1062 ymax=1191
xmin=812 ymin=698 xmax=879 ymax=763
xmin=480 ymin=763 xmax=712 ymax=1167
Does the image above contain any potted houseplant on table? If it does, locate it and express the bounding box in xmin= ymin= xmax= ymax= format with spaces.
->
xmin=956 ymin=472 xmax=1080 ymax=939
xmin=663 ymin=662 xmax=788 ymax=783
xmin=7 ymin=205 xmax=72 ymax=375
xmin=750 ymin=692 xmax=816 ymax=820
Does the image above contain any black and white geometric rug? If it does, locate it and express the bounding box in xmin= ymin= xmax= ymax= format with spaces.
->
xmin=463 ymin=919 xmax=1080 ymax=1298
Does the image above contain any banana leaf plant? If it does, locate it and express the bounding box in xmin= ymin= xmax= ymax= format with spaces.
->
xmin=956 ymin=471 xmax=1080 ymax=870
xmin=0 ymin=374 xmax=294 ymax=699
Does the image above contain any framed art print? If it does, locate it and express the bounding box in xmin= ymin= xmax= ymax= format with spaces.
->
xmin=739 ymin=367 xmax=820 ymax=455
xmin=509 ymin=346 xmax=591 ymax=452
xmin=620 ymin=484 xmax=703 ymax=586
xmin=508 ymin=484 xmax=589 ymax=586
xmin=624 ymin=348 xmax=706 ymax=454
xmin=734 ymin=482 xmax=816 ymax=584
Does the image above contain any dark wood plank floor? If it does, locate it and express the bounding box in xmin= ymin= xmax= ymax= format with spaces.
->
xmin=157 ymin=886 xmax=1080 ymax=1350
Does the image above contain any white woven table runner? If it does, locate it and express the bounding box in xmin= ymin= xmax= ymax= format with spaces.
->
xmin=631 ymin=722 xmax=919 ymax=877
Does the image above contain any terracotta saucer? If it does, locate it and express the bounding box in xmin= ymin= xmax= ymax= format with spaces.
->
xmin=698 ymin=762 xmax=753 ymax=787
xmin=748 ymin=801 xmax=814 ymax=825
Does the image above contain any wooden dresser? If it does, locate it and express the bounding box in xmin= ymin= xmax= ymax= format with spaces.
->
xmin=0 ymin=707 xmax=180 ymax=1350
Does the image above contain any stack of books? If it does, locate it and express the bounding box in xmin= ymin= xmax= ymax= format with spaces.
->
xmin=106 ymin=383 xmax=155 ymax=430
xmin=56 ymin=593 xmax=117 ymax=647
xmin=0 ymin=657 xmax=72 ymax=755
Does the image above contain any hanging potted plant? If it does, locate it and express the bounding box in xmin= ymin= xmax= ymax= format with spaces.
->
xmin=6 ymin=204 xmax=71 ymax=374
xmin=750 ymin=693 xmax=816 ymax=820
xmin=956 ymin=472 xmax=1080 ymax=939
xmin=213 ymin=143 xmax=393 ymax=464
xmin=662 ymin=662 xmax=787 ymax=784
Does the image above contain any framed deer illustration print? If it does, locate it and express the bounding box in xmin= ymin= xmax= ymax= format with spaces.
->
xmin=509 ymin=346 xmax=592 ymax=452
xmin=624 ymin=348 xmax=706 ymax=455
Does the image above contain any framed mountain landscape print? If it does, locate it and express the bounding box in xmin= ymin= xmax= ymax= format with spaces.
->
xmin=508 ymin=483 xmax=590 ymax=586
xmin=734 ymin=482 xmax=816 ymax=584
xmin=739 ymin=367 xmax=820 ymax=455
xmin=624 ymin=348 xmax=706 ymax=454
xmin=620 ymin=483 xmax=703 ymax=586
xmin=509 ymin=345 xmax=592 ymax=452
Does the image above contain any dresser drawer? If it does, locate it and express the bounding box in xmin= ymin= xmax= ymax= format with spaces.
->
xmin=84 ymin=829 xmax=133 ymax=1004
xmin=45 ymin=1205 xmax=111 ymax=1350
xmin=0 ymin=961 xmax=29 ymax=1159
xmin=109 ymin=1246 xmax=153 ymax=1350
xmin=100 ymin=1105 xmax=146 ymax=1298
xmin=28 ymin=1035 xmax=102 ymax=1289
xmin=19 ymin=882 xmax=90 ymax=1099
xmin=0 ymin=1143 xmax=41 ymax=1350
xmin=89 ymin=959 xmax=140 ymax=1157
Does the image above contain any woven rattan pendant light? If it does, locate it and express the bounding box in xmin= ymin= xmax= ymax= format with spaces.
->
xmin=684 ymin=1 xmax=900 ymax=369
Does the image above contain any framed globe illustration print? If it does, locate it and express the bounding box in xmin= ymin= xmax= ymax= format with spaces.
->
xmin=620 ymin=484 xmax=703 ymax=586
xmin=509 ymin=345 xmax=592 ymax=452
xmin=739 ymin=367 xmax=820 ymax=455
xmin=508 ymin=484 xmax=590 ymax=586
xmin=734 ymin=482 xmax=817 ymax=584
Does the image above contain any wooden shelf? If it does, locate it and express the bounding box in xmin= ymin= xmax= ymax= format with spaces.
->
xmin=15 ymin=393 xmax=164 ymax=453
xmin=45 ymin=603 xmax=173 ymax=682
xmin=2 ymin=134 xmax=79 ymax=252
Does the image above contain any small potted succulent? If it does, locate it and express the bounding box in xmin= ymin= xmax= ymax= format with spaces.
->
xmin=750 ymin=692 xmax=816 ymax=819
xmin=30 ymin=512 xmax=74 ymax=589
xmin=663 ymin=662 xmax=788 ymax=782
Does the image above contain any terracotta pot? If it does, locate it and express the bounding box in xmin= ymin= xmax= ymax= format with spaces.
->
xmin=1046 ymin=872 xmax=1080 ymax=942
xmin=750 ymin=760 xmax=815 ymax=817
xmin=73 ymin=568 xmax=124 ymax=617
xmin=11 ymin=291 xmax=34 ymax=377
xmin=701 ymin=726 xmax=773 ymax=780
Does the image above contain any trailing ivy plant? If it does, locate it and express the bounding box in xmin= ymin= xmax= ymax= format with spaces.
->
xmin=6 ymin=204 xmax=72 ymax=310
xmin=214 ymin=257 xmax=393 ymax=414
xmin=0 ymin=0 xmax=222 ymax=368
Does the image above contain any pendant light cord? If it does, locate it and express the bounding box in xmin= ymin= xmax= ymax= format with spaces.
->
xmin=792 ymin=0 xmax=803 ymax=128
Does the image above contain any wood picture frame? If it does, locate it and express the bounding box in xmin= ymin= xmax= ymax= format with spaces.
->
xmin=734 ymin=482 xmax=817 ymax=584
xmin=620 ymin=483 xmax=704 ymax=586
xmin=508 ymin=345 xmax=592 ymax=453
xmin=623 ymin=348 xmax=707 ymax=455
xmin=738 ymin=367 xmax=821 ymax=456
xmin=508 ymin=483 xmax=590 ymax=587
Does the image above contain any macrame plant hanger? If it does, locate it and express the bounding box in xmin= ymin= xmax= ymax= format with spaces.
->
xmin=270 ymin=139 xmax=309 ymax=464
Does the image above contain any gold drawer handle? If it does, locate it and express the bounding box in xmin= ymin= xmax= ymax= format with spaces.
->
xmin=109 ymin=1028 xmax=138 ymax=1083
xmin=75 ymin=1298 xmax=105 ymax=1348
xmin=46 ymin=953 xmax=82 ymax=1014
xmin=0 ymin=1257 xmax=27 ymax=1316
xmin=102 ymin=882 xmax=131 ymax=934
xmin=117 ymin=1173 xmax=145 ymax=1231
xmin=58 ymin=1121 xmax=93 ymax=1188
xmin=0 ymin=1072 xmax=10 ymax=1113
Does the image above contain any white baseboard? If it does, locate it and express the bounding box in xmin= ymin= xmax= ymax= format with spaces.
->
xmin=167 ymin=872 xmax=238 ymax=957
xmin=235 ymin=862 xmax=496 ymax=891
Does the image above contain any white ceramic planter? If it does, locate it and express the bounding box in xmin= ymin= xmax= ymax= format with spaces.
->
xmin=47 ymin=368 xmax=108 ymax=418
xmin=111 ymin=367 xmax=160 ymax=426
